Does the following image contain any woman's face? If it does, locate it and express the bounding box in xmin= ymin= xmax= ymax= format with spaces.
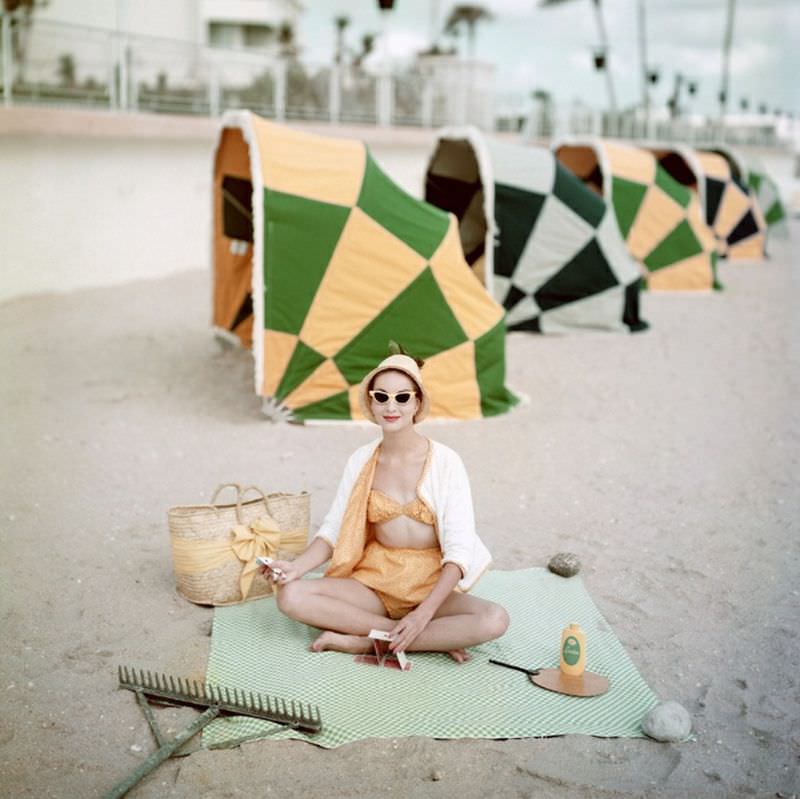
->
xmin=370 ymin=370 xmax=420 ymax=433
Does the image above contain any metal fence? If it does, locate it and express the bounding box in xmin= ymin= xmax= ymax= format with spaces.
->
xmin=0 ymin=15 xmax=488 ymax=128
xmin=1 ymin=13 xmax=795 ymax=148
xmin=496 ymin=91 xmax=797 ymax=149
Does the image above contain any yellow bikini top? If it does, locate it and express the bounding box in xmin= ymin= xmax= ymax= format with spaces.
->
xmin=367 ymin=489 xmax=436 ymax=527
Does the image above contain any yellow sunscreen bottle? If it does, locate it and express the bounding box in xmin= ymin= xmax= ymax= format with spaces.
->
xmin=560 ymin=624 xmax=586 ymax=677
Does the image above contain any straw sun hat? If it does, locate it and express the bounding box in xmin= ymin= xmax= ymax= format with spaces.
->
xmin=358 ymin=354 xmax=430 ymax=424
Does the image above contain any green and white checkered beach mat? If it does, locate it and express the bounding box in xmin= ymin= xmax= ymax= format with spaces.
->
xmin=203 ymin=568 xmax=658 ymax=748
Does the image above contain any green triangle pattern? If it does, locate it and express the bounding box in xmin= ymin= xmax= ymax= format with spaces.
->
xmin=291 ymin=390 xmax=351 ymax=422
xmin=274 ymin=339 xmax=326 ymax=401
xmin=264 ymin=189 xmax=351 ymax=335
xmin=333 ymin=267 xmax=469 ymax=386
xmin=611 ymin=177 xmax=648 ymax=240
xmin=474 ymin=319 xmax=519 ymax=417
xmin=654 ymin=166 xmax=690 ymax=208
xmin=643 ymin=219 xmax=703 ymax=272
xmin=553 ymin=161 xmax=604 ymax=228
xmin=765 ymin=202 xmax=786 ymax=226
xmin=357 ymin=152 xmax=450 ymax=260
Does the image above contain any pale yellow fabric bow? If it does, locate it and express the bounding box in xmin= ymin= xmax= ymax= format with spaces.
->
xmin=230 ymin=515 xmax=283 ymax=599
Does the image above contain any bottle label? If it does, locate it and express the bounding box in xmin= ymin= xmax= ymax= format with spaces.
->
xmin=562 ymin=635 xmax=581 ymax=666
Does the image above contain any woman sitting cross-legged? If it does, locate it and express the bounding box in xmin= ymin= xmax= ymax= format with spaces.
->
xmin=262 ymin=352 xmax=509 ymax=662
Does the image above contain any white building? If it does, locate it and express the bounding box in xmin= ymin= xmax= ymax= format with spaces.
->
xmin=11 ymin=0 xmax=302 ymax=89
xmin=31 ymin=0 xmax=302 ymax=48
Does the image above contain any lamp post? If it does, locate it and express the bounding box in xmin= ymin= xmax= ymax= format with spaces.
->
xmin=591 ymin=0 xmax=616 ymax=117
xmin=1 ymin=7 xmax=12 ymax=108
xmin=375 ymin=0 xmax=395 ymax=126
xmin=719 ymin=0 xmax=736 ymax=123
xmin=637 ymin=0 xmax=649 ymax=137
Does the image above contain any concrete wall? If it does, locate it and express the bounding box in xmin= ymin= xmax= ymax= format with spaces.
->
xmin=0 ymin=107 xmax=436 ymax=303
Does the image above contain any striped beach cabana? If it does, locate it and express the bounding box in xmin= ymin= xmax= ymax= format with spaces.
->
xmin=694 ymin=149 xmax=767 ymax=260
xmin=212 ymin=112 xmax=518 ymax=422
xmin=555 ymin=139 xmax=719 ymax=291
xmin=713 ymin=146 xmax=788 ymax=246
xmin=746 ymin=166 xmax=787 ymax=238
xmin=424 ymin=129 xmax=646 ymax=334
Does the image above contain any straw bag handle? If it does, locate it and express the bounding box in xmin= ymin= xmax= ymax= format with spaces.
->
xmin=236 ymin=485 xmax=271 ymax=525
xmin=209 ymin=483 xmax=244 ymax=507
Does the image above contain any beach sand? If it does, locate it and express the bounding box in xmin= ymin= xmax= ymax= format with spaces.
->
xmin=1 ymin=222 xmax=798 ymax=798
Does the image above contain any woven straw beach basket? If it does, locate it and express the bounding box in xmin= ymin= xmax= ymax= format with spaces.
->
xmin=168 ymin=483 xmax=310 ymax=606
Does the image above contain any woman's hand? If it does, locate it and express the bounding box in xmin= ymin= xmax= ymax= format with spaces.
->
xmin=259 ymin=559 xmax=301 ymax=586
xmin=389 ymin=606 xmax=434 ymax=652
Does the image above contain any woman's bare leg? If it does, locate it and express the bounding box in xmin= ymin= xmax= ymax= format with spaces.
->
xmin=276 ymin=578 xmax=508 ymax=659
xmin=401 ymin=593 xmax=509 ymax=654
xmin=276 ymin=577 xmax=391 ymax=652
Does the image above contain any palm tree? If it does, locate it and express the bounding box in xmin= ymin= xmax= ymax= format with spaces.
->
xmin=443 ymin=4 xmax=493 ymax=59
xmin=277 ymin=21 xmax=297 ymax=58
xmin=3 ymin=0 xmax=46 ymax=84
xmin=354 ymin=33 xmax=376 ymax=69
xmin=540 ymin=0 xmax=617 ymax=114
xmin=334 ymin=15 xmax=350 ymax=65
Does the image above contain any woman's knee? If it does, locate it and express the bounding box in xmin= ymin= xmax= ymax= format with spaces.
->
xmin=481 ymin=602 xmax=510 ymax=640
xmin=275 ymin=580 xmax=306 ymax=618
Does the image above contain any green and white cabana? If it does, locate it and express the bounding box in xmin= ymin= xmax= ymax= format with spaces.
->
xmin=424 ymin=129 xmax=647 ymax=334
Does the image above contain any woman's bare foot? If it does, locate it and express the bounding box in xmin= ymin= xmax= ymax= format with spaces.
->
xmin=448 ymin=648 xmax=471 ymax=663
xmin=311 ymin=631 xmax=372 ymax=654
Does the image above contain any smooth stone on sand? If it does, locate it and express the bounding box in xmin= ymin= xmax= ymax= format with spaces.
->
xmin=547 ymin=552 xmax=582 ymax=577
xmin=641 ymin=700 xmax=692 ymax=742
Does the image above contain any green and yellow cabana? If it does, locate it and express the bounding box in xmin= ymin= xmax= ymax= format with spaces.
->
xmin=555 ymin=139 xmax=719 ymax=291
xmin=212 ymin=112 xmax=518 ymax=422
xmin=694 ymin=149 xmax=767 ymax=260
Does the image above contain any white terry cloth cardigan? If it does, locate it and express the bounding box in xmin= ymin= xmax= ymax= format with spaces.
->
xmin=314 ymin=438 xmax=492 ymax=592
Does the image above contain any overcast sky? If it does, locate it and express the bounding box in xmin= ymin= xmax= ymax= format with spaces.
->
xmin=297 ymin=0 xmax=800 ymax=116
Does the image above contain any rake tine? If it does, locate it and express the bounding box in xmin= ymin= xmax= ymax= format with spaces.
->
xmin=116 ymin=667 xmax=321 ymax=733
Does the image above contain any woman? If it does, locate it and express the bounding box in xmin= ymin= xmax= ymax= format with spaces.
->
xmin=265 ymin=353 xmax=509 ymax=662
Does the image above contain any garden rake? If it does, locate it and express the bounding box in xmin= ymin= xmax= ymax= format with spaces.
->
xmin=104 ymin=665 xmax=321 ymax=799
